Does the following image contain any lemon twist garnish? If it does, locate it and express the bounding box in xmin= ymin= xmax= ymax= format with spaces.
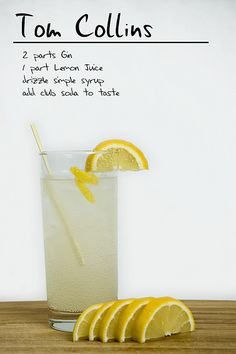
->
xmin=70 ymin=166 xmax=99 ymax=203
xmin=70 ymin=166 xmax=99 ymax=185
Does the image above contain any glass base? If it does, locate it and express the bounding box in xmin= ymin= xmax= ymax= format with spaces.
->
xmin=49 ymin=319 xmax=76 ymax=332
xmin=48 ymin=308 xmax=82 ymax=332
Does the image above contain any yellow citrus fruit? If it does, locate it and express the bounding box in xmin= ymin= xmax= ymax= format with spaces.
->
xmin=74 ymin=179 xmax=95 ymax=203
xmin=132 ymin=297 xmax=195 ymax=343
xmin=70 ymin=166 xmax=99 ymax=203
xmin=116 ymin=297 xmax=153 ymax=342
xmin=73 ymin=303 xmax=103 ymax=341
xmin=70 ymin=166 xmax=99 ymax=185
xmin=89 ymin=301 xmax=116 ymax=341
xmin=85 ymin=139 xmax=149 ymax=172
xmin=99 ymin=299 xmax=134 ymax=342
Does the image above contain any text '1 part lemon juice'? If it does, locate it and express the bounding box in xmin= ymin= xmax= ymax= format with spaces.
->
xmin=40 ymin=151 xmax=117 ymax=332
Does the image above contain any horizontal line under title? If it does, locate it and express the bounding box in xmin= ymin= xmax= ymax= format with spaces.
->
xmin=13 ymin=41 xmax=209 ymax=44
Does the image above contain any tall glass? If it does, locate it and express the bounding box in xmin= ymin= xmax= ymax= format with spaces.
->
xmin=40 ymin=151 xmax=117 ymax=332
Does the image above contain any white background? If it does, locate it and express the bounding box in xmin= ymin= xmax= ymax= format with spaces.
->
xmin=0 ymin=0 xmax=236 ymax=301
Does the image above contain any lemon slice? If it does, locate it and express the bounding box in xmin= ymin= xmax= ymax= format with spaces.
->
xmin=73 ymin=303 xmax=103 ymax=341
xmin=133 ymin=297 xmax=195 ymax=343
xmin=116 ymin=297 xmax=153 ymax=342
xmin=85 ymin=139 xmax=149 ymax=172
xmin=99 ymin=298 xmax=134 ymax=342
xmin=89 ymin=301 xmax=116 ymax=341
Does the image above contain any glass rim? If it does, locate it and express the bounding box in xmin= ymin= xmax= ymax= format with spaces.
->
xmin=39 ymin=150 xmax=104 ymax=156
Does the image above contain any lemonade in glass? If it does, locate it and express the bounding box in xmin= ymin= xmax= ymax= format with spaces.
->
xmin=41 ymin=151 xmax=117 ymax=332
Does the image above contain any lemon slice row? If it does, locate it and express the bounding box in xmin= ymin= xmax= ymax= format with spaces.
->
xmin=73 ymin=297 xmax=195 ymax=343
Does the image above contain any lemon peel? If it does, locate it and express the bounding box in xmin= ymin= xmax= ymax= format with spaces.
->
xmin=70 ymin=166 xmax=99 ymax=203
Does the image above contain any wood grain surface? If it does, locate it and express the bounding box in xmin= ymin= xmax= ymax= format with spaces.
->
xmin=0 ymin=300 xmax=236 ymax=353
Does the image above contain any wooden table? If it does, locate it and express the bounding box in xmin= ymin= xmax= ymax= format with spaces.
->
xmin=0 ymin=300 xmax=236 ymax=353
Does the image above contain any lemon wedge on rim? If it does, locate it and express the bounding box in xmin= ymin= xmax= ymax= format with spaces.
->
xmin=85 ymin=139 xmax=149 ymax=172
